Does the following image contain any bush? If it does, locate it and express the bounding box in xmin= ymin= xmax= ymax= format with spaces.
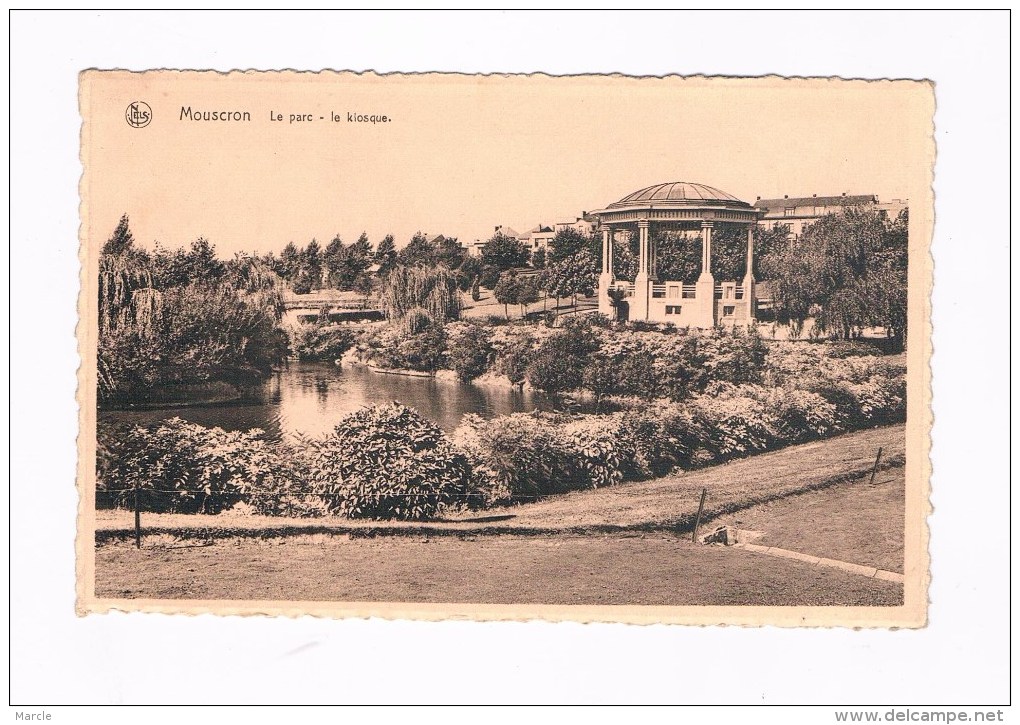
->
xmin=767 ymin=388 xmax=840 ymax=442
xmin=306 ymin=403 xmax=475 ymax=519
xmin=693 ymin=384 xmax=777 ymax=458
xmin=97 ymin=418 xmax=292 ymax=514
xmin=702 ymin=328 xmax=769 ymax=386
xmin=290 ymin=323 xmax=357 ymax=361
xmin=824 ymin=340 xmax=884 ymax=358
xmin=615 ymin=349 xmax=659 ymax=398
xmin=449 ymin=324 xmax=495 ymax=382
xmin=526 ymin=317 xmax=601 ymax=395
xmin=496 ymin=332 xmax=535 ymax=384
xmin=454 ymin=413 xmax=577 ymax=502
xmin=582 ymin=355 xmax=618 ymax=410
xmin=398 ymin=324 xmax=448 ymax=373
xmin=455 ymin=412 xmax=633 ymax=502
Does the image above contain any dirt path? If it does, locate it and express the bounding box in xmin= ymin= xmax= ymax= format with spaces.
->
xmin=95 ymin=533 xmax=902 ymax=606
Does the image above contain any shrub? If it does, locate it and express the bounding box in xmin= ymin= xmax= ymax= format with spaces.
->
xmin=526 ymin=318 xmax=601 ymax=395
xmin=703 ymin=328 xmax=769 ymax=386
xmin=97 ymin=418 xmax=291 ymax=514
xmin=307 ymin=403 xmax=475 ymax=519
xmin=768 ymin=388 xmax=840 ymax=441
xmin=824 ymin=340 xmax=883 ymax=358
xmin=449 ymin=323 xmax=495 ymax=382
xmin=398 ymin=324 xmax=448 ymax=373
xmin=615 ymin=349 xmax=659 ymax=398
xmin=496 ymin=332 xmax=535 ymax=384
xmin=582 ymin=355 xmax=618 ymax=410
xmin=454 ymin=413 xmax=574 ymax=502
xmin=623 ymin=404 xmax=712 ymax=477
xmin=693 ymin=384 xmax=777 ymax=458
xmin=290 ymin=323 xmax=357 ymax=361
xmin=455 ymin=412 xmax=630 ymax=502
xmin=561 ymin=417 xmax=630 ymax=489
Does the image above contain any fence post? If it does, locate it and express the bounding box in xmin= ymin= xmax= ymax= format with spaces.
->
xmin=868 ymin=447 xmax=884 ymax=485
xmin=692 ymin=488 xmax=707 ymax=543
xmin=134 ymin=480 xmax=141 ymax=549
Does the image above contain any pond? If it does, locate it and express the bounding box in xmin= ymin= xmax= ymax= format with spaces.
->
xmin=98 ymin=361 xmax=554 ymax=440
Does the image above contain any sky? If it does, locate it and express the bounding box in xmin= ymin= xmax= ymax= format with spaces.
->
xmin=82 ymin=72 xmax=933 ymax=257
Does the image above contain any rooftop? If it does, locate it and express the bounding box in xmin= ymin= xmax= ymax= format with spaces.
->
xmin=607 ymin=181 xmax=750 ymax=209
xmin=755 ymin=194 xmax=878 ymax=211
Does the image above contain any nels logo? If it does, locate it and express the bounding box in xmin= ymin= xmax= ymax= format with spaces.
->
xmin=125 ymin=101 xmax=152 ymax=128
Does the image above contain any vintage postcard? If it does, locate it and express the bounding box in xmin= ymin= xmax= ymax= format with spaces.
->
xmin=77 ymin=71 xmax=933 ymax=626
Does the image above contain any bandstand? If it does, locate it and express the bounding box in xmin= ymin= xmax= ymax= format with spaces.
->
xmin=592 ymin=182 xmax=764 ymax=327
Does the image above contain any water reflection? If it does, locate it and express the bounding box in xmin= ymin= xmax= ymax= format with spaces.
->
xmin=98 ymin=361 xmax=552 ymax=441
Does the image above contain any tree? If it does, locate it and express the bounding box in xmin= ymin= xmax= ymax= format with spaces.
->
xmin=380 ymin=265 xmax=461 ymax=323
xmin=302 ymin=239 xmax=323 ymax=289
xmin=613 ymin=234 xmax=639 ymax=281
xmin=547 ymin=228 xmax=593 ymax=265
xmin=481 ymin=232 xmax=529 ymax=272
xmin=102 ymin=214 xmax=136 ymax=255
xmin=516 ymin=277 xmax=540 ymax=317
xmin=436 ymin=236 xmax=465 ymax=269
xmin=458 ymin=256 xmax=483 ymax=292
xmin=280 ymin=242 xmax=301 ymax=282
xmin=582 ymin=355 xmax=618 ymax=412
xmin=324 ymin=234 xmax=373 ymax=290
xmin=544 ymin=250 xmax=597 ymax=309
xmin=399 ymin=231 xmax=437 ymax=267
xmin=375 ymin=234 xmax=397 ymax=276
xmin=493 ymin=271 xmax=520 ymax=320
xmin=185 ymin=237 xmax=224 ymax=283
xmin=322 ymin=235 xmax=345 ymax=286
xmin=762 ymin=206 xmax=908 ymax=343
xmin=653 ymin=231 xmax=701 ymax=283
xmin=531 ymin=247 xmax=546 ymax=270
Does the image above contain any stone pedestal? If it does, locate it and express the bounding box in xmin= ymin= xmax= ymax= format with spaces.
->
xmin=632 ymin=272 xmax=651 ymax=320
xmin=743 ymin=274 xmax=756 ymax=321
xmin=598 ymin=272 xmax=615 ymax=318
xmin=694 ymin=271 xmax=716 ymax=328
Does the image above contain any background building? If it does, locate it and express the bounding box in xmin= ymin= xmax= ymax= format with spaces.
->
xmin=754 ymin=193 xmax=908 ymax=238
xmin=518 ymin=224 xmax=556 ymax=254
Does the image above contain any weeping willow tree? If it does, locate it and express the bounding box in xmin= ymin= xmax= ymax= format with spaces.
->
xmin=97 ymin=220 xmax=289 ymax=405
xmin=762 ymin=207 xmax=908 ymax=345
xmin=380 ymin=265 xmax=460 ymax=323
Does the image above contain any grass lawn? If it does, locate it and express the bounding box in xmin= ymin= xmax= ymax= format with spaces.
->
xmin=458 ymin=287 xmax=596 ymax=321
xmin=713 ymin=467 xmax=905 ymax=573
xmin=95 ymin=533 xmax=902 ymax=606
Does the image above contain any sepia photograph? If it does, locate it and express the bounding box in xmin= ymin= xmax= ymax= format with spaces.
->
xmin=10 ymin=8 xmax=1012 ymax=714
xmin=78 ymin=71 xmax=932 ymax=625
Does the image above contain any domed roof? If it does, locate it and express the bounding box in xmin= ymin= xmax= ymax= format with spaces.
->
xmin=607 ymin=181 xmax=750 ymax=209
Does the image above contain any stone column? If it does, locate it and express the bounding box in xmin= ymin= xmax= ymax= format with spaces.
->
xmin=598 ymin=225 xmax=615 ymax=317
xmin=743 ymin=225 xmax=756 ymax=322
xmin=632 ymin=219 xmax=651 ymax=320
xmin=694 ymin=220 xmax=716 ymax=327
